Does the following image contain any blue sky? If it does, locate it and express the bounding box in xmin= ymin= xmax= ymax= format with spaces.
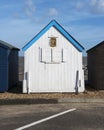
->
xmin=0 ymin=0 xmax=104 ymax=55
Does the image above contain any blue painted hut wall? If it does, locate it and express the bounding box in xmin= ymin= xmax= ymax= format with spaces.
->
xmin=8 ymin=50 xmax=19 ymax=88
xmin=0 ymin=41 xmax=19 ymax=92
xmin=0 ymin=47 xmax=8 ymax=92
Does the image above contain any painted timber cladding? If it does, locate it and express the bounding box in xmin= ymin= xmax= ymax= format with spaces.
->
xmin=0 ymin=47 xmax=8 ymax=91
xmin=9 ymin=50 xmax=19 ymax=87
xmin=23 ymin=26 xmax=84 ymax=93
xmin=0 ymin=40 xmax=19 ymax=92
xmin=87 ymin=41 xmax=104 ymax=90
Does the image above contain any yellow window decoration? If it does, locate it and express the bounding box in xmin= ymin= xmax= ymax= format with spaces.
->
xmin=50 ymin=37 xmax=56 ymax=47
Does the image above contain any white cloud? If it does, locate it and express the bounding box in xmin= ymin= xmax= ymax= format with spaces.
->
xmin=25 ymin=0 xmax=36 ymax=18
xmin=75 ymin=2 xmax=85 ymax=11
xmin=73 ymin=0 xmax=104 ymax=15
xmin=90 ymin=0 xmax=104 ymax=14
xmin=48 ymin=8 xmax=58 ymax=16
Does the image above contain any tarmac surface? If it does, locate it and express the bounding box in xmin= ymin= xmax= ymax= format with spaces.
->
xmin=0 ymin=103 xmax=104 ymax=130
xmin=0 ymin=86 xmax=104 ymax=129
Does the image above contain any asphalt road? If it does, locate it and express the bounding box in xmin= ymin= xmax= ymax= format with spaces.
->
xmin=0 ymin=103 xmax=104 ymax=130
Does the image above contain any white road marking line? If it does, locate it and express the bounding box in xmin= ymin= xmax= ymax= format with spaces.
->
xmin=15 ymin=108 xmax=76 ymax=130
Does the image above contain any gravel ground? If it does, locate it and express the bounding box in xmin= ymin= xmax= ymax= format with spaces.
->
xmin=0 ymin=85 xmax=104 ymax=99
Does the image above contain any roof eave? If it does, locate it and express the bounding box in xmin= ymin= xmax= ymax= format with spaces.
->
xmin=22 ymin=20 xmax=84 ymax=52
xmin=87 ymin=41 xmax=104 ymax=53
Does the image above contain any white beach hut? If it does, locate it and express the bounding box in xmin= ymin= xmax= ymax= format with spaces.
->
xmin=22 ymin=20 xmax=85 ymax=93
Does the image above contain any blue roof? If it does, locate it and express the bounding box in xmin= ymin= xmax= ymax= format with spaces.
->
xmin=22 ymin=20 xmax=84 ymax=52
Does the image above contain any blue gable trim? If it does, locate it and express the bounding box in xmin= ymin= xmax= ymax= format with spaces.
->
xmin=22 ymin=20 xmax=84 ymax=52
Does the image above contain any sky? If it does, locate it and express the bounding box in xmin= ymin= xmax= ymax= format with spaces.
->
xmin=0 ymin=0 xmax=104 ymax=56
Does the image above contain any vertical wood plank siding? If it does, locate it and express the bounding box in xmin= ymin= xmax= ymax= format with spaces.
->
xmin=0 ymin=47 xmax=8 ymax=91
xmin=88 ymin=43 xmax=104 ymax=90
xmin=9 ymin=50 xmax=19 ymax=88
xmin=23 ymin=27 xmax=84 ymax=93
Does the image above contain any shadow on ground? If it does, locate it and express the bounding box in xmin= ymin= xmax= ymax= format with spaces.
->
xmin=0 ymin=98 xmax=58 ymax=105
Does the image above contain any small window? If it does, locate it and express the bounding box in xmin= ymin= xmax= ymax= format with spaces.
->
xmin=50 ymin=37 xmax=56 ymax=47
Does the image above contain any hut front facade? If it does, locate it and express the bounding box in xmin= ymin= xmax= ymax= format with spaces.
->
xmin=87 ymin=41 xmax=104 ymax=90
xmin=0 ymin=40 xmax=19 ymax=92
xmin=23 ymin=20 xmax=85 ymax=93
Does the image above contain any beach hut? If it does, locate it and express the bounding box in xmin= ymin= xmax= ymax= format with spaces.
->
xmin=22 ymin=20 xmax=85 ymax=93
xmin=0 ymin=40 xmax=19 ymax=92
xmin=87 ymin=41 xmax=104 ymax=90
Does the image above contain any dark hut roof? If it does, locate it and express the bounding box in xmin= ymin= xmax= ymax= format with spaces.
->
xmin=87 ymin=41 xmax=104 ymax=52
xmin=0 ymin=40 xmax=20 ymax=50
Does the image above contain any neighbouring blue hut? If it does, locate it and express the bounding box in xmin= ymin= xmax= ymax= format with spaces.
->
xmin=0 ymin=40 xmax=20 ymax=92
